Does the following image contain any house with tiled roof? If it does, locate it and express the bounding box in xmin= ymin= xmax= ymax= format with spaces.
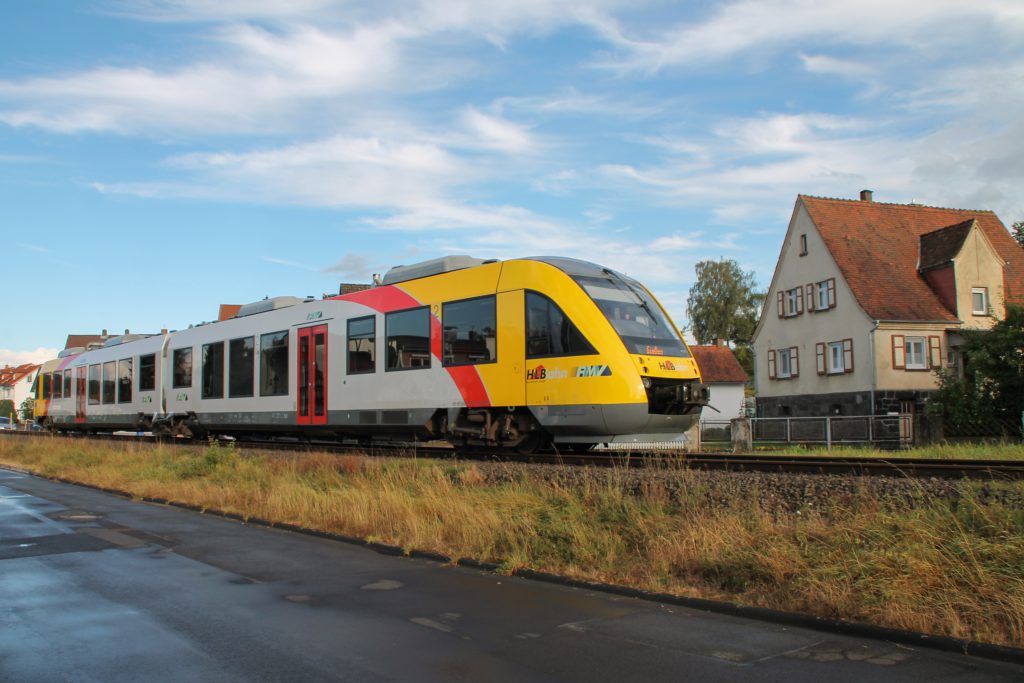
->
xmin=752 ymin=190 xmax=1024 ymax=418
xmin=0 ymin=363 xmax=41 ymax=419
xmin=689 ymin=344 xmax=748 ymax=421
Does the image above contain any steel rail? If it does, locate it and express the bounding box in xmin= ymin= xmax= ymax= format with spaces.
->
xmin=2 ymin=430 xmax=1022 ymax=480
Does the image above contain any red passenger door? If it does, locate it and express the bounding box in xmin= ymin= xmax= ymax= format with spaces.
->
xmin=75 ymin=367 xmax=87 ymax=423
xmin=297 ymin=325 xmax=328 ymax=426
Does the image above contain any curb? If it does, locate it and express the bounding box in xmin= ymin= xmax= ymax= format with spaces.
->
xmin=4 ymin=465 xmax=1023 ymax=666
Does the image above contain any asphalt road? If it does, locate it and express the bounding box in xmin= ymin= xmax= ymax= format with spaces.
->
xmin=1 ymin=467 xmax=1020 ymax=682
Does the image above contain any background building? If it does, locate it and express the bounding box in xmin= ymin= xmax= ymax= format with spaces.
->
xmin=752 ymin=190 xmax=1023 ymax=418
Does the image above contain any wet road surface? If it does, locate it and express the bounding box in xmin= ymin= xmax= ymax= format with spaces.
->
xmin=1 ymin=467 xmax=1021 ymax=682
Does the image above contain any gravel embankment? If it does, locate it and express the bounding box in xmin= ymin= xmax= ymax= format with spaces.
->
xmin=469 ymin=461 xmax=1024 ymax=513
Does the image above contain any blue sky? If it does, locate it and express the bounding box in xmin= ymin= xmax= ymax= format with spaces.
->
xmin=2 ymin=0 xmax=1023 ymax=366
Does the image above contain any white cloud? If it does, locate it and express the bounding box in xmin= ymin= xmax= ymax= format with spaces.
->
xmin=0 ymin=347 xmax=58 ymax=367
xmin=798 ymin=53 xmax=873 ymax=80
xmin=595 ymin=0 xmax=1024 ymax=72
xmin=324 ymin=253 xmax=373 ymax=278
xmin=460 ymin=107 xmax=536 ymax=153
xmin=262 ymin=257 xmax=317 ymax=271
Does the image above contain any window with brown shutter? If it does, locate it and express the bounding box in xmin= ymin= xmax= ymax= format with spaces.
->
xmin=842 ymin=338 xmax=854 ymax=373
xmin=816 ymin=342 xmax=826 ymax=375
xmin=790 ymin=346 xmax=799 ymax=377
xmin=796 ymin=287 xmax=804 ymax=314
xmin=768 ymin=350 xmax=777 ymax=379
xmin=891 ymin=334 xmax=906 ymax=369
xmin=827 ymin=278 xmax=836 ymax=308
xmin=928 ymin=336 xmax=941 ymax=369
xmin=806 ymin=284 xmax=815 ymax=312
xmin=777 ymin=292 xmax=784 ymax=318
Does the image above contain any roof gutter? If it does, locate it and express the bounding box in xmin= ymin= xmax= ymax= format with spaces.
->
xmin=875 ymin=319 xmax=961 ymax=325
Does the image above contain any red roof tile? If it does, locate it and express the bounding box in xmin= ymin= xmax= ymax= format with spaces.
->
xmin=0 ymin=363 xmax=40 ymax=387
xmin=64 ymin=334 xmax=105 ymax=350
xmin=801 ymin=196 xmax=1024 ymax=322
xmin=218 ymin=304 xmax=242 ymax=321
xmin=691 ymin=345 xmax=748 ymax=383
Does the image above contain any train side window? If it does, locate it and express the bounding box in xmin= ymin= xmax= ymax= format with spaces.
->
xmin=202 ymin=341 xmax=225 ymax=399
xmin=41 ymin=372 xmax=51 ymax=400
xmin=172 ymin=348 xmax=193 ymax=388
xmin=63 ymin=369 xmax=72 ymax=398
xmin=117 ymin=358 xmax=133 ymax=403
xmin=525 ymin=291 xmax=597 ymax=358
xmin=52 ymin=371 xmax=62 ymax=399
xmin=102 ymin=361 xmax=116 ymax=404
xmin=386 ymin=307 xmax=430 ymax=371
xmin=88 ymin=365 xmax=101 ymax=404
xmin=347 ymin=316 xmax=376 ymax=374
xmin=442 ymin=296 xmax=497 ymax=367
xmin=229 ymin=336 xmax=255 ymax=398
xmin=260 ymin=330 xmax=289 ymax=396
xmin=139 ymin=354 xmax=156 ymax=392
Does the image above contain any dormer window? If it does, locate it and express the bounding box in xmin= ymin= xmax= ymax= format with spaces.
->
xmin=971 ymin=287 xmax=988 ymax=316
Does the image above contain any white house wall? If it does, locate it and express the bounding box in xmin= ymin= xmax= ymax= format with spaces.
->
xmin=754 ymin=201 xmax=874 ymax=400
xmin=701 ymin=382 xmax=745 ymax=422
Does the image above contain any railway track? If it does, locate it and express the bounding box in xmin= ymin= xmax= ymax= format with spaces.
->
xmin=2 ymin=430 xmax=1022 ymax=480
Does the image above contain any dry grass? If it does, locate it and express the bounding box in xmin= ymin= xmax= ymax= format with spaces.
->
xmin=780 ymin=442 xmax=1024 ymax=460
xmin=1 ymin=436 xmax=1022 ymax=648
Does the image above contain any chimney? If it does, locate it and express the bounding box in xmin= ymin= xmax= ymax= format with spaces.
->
xmin=860 ymin=189 xmax=873 ymax=202
xmin=101 ymin=328 xmax=108 ymax=337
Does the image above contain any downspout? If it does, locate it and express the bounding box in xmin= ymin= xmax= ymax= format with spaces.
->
xmin=869 ymin=319 xmax=879 ymax=415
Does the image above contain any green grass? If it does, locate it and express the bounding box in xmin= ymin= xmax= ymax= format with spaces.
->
xmin=2 ymin=436 xmax=1022 ymax=648
xmin=725 ymin=442 xmax=1024 ymax=460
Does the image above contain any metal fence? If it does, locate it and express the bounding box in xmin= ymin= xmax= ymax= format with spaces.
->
xmin=701 ymin=415 xmax=915 ymax=449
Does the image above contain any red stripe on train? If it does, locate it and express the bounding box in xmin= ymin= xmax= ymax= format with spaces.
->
xmin=330 ymin=286 xmax=491 ymax=407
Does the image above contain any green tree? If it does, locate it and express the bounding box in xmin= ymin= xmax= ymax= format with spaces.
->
xmin=928 ymin=305 xmax=1024 ymax=436
xmin=1012 ymin=221 xmax=1024 ymax=248
xmin=686 ymin=259 xmax=763 ymax=378
xmin=19 ymin=397 xmax=34 ymax=421
xmin=0 ymin=399 xmax=16 ymax=422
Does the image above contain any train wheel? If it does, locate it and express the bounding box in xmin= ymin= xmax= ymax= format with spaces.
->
xmin=515 ymin=432 xmax=548 ymax=454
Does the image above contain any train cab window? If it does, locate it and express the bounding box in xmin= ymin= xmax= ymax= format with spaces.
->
xmin=202 ymin=341 xmax=225 ymax=399
xmin=525 ymin=292 xmax=596 ymax=358
xmin=229 ymin=337 xmax=255 ymax=398
xmin=139 ymin=354 xmax=156 ymax=392
xmin=172 ymin=348 xmax=193 ymax=388
xmin=442 ymin=296 xmax=496 ymax=367
xmin=117 ymin=358 xmax=133 ymax=403
xmin=102 ymin=361 xmax=116 ymax=404
xmin=386 ymin=308 xmax=430 ymax=371
xmin=88 ymin=365 xmax=101 ymax=404
xmin=63 ymin=369 xmax=72 ymax=398
xmin=260 ymin=331 xmax=289 ymax=396
xmin=347 ymin=316 xmax=376 ymax=374
xmin=52 ymin=371 xmax=62 ymax=399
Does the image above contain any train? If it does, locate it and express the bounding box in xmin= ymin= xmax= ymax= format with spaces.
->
xmin=33 ymin=256 xmax=708 ymax=450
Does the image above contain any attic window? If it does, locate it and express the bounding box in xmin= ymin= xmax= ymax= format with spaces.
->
xmin=799 ymin=234 xmax=808 ymax=256
xmin=971 ymin=287 xmax=988 ymax=316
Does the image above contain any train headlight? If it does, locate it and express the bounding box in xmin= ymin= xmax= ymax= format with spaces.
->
xmin=641 ymin=377 xmax=652 ymax=389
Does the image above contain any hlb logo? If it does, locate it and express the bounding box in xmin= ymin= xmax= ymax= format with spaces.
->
xmin=527 ymin=365 xmax=567 ymax=381
xmin=658 ymin=360 xmax=676 ymax=371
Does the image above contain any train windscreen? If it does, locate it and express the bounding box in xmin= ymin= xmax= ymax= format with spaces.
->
xmin=573 ymin=274 xmax=691 ymax=358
